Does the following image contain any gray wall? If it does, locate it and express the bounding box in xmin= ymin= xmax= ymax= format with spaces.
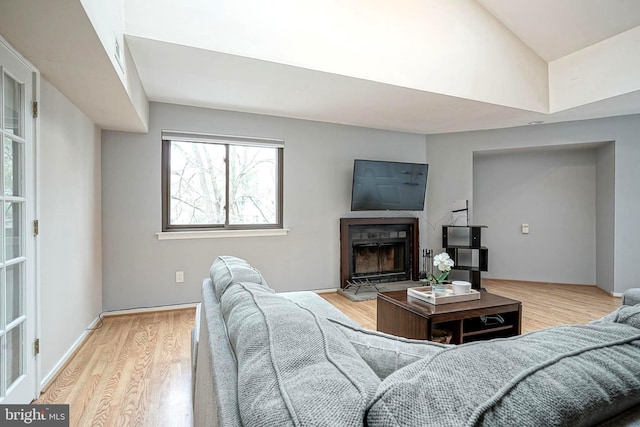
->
xmin=426 ymin=115 xmax=640 ymax=294
xmin=473 ymin=148 xmax=597 ymax=284
xmin=101 ymin=102 xmax=427 ymax=310
xmin=40 ymin=79 xmax=102 ymax=385
xmin=595 ymin=143 xmax=615 ymax=294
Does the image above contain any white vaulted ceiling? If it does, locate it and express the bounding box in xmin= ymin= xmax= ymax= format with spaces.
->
xmin=477 ymin=0 xmax=640 ymax=61
xmin=1 ymin=0 xmax=639 ymax=134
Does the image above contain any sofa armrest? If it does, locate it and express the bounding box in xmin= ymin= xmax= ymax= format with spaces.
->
xmin=191 ymin=303 xmax=201 ymax=403
xmin=622 ymin=288 xmax=640 ymax=306
xmin=194 ymin=279 xmax=242 ymax=427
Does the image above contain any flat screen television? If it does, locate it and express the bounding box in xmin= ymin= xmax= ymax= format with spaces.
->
xmin=351 ymin=159 xmax=429 ymax=211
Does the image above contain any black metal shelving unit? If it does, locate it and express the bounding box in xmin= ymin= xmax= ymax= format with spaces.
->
xmin=442 ymin=225 xmax=488 ymax=290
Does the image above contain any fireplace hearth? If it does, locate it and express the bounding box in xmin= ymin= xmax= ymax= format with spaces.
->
xmin=340 ymin=218 xmax=419 ymax=288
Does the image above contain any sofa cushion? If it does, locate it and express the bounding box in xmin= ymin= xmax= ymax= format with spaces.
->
xmin=209 ymin=255 xmax=267 ymax=301
xmin=367 ymin=323 xmax=640 ymax=426
xmin=590 ymin=303 xmax=640 ymax=328
xmin=623 ymin=288 xmax=640 ymax=306
xmin=613 ymin=304 xmax=640 ymax=329
xmin=329 ymin=318 xmax=448 ymax=379
xmin=221 ymin=281 xmax=381 ymax=427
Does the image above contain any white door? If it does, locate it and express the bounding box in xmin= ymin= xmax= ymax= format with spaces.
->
xmin=0 ymin=38 xmax=37 ymax=404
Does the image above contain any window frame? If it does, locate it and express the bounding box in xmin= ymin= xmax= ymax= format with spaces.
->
xmin=161 ymin=130 xmax=284 ymax=232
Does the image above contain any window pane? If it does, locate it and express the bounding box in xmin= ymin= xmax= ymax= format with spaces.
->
xmin=5 ymin=202 xmax=23 ymax=259
xmin=170 ymin=141 xmax=225 ymax=225
xmin=4 ymin=136 xmax=23 ymax=196
xmin=229 ymin=145 xmax=277 ymax=225
xmin=3 ymin=73 xmax=23 ymax=137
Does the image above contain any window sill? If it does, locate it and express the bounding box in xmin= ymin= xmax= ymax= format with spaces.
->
xmin=156 ymin=228 xmax=290 ymax=240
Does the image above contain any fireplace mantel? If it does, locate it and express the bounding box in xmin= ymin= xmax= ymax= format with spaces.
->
xmin=339 ymin=217 xmax=419 ymax=289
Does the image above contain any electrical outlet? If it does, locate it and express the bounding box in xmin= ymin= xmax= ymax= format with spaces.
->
xmin=176 ymin=271 xmax=185 ymax=283
xmin=521 ymin=224 xmax=530 ymax=234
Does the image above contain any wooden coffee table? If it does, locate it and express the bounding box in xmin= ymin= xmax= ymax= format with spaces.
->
xmin=377 ymin=290 xmax=522 ymax=344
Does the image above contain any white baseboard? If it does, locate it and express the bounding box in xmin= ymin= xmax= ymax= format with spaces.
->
xmin=102 ymin=302 xmax=199 ymax=317
xmin=39 ymin=315 xmax=101 ymax=390
xmin=611 ymin=292 xmax=624 ymax=297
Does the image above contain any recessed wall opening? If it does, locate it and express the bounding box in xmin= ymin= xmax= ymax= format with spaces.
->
xmin=472 ymin=141 xmax=613 ymax=289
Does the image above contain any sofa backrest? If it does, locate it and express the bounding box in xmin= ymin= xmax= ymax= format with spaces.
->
xmin=209 ymin=255 xmax=268 ymax=301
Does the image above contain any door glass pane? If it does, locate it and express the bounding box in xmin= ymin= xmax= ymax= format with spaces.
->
xmin=0 ymin=267 xmax=4 ymax=328
xmin=6 ymin=323 xmax=24 ymax=390
xmin=6 ymin=264 xmax=23 ymax=324
xmin=4 ymin=137 xmax=23 ymax=196
xmin=0 ymin=336 xmax=4 ymax=398
xmin=3 ymin=73 xmax=23 ymax=137
xmin=5 ymin=202 xmax=23 ymax=259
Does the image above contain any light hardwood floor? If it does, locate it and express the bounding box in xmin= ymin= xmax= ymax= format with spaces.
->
xmin=320 ymin=279 xmax=622 ymax=333
xmin=35 ymin=308 xmax=195 ymax=427
xmin=34 ymin=282 xmax=620 ymax=426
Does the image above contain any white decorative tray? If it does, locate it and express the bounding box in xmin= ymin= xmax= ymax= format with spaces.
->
xmin=407 ymin=285 xmax=480 ymax=305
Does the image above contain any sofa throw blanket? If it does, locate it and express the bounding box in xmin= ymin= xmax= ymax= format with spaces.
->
xmin=367 ymin=323 xmax=640 ymax=427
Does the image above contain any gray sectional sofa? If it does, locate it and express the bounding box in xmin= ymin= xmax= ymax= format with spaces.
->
xmin=193 ymin=256 xmax=640 ymax=426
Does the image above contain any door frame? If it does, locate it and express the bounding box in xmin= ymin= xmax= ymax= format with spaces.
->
xmin=0 ymin=34 xmax=41 ymax=401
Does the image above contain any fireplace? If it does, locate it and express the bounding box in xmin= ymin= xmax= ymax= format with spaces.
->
xmin=340 ymin=217 xmax=419 ymax=288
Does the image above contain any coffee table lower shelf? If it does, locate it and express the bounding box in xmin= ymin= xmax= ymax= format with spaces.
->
xmin=376 ymin=290 xmax=522 ymax=344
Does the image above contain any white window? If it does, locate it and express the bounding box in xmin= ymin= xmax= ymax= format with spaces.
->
xmin=162 ymin=131 xmax=283 ymax=231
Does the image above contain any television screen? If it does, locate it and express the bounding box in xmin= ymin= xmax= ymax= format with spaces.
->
xmin=351 ymin=159 xmax=428 ymax=211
